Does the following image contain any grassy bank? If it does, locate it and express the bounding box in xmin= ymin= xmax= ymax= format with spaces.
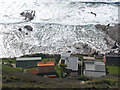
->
xmin=2 ymin=64 xmax=22 ymax=72
xmin=1 ymin=58 xmax=16 ymax=64
xmin=1 ymin=54 xmax=120 ymax=89
xmin=106 ymin=65 xmax=120 ymax=75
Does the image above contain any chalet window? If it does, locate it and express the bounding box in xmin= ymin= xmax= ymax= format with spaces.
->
xmin=61 ymin=60 xmax=65 ymax=64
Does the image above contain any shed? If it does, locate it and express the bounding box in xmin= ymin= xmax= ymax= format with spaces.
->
xmin=65 ymin=57 xmax=79 ymax=71
xmin=37 ymin=61 xmax=56 ymax=76
xmin=26 ymin=68 xmax=39 ymax=74
xmin=38 ymin=66 xmax=56 ymax=75
xmin=25 ymin=61 xmax=56 ymax=77
xmin=16 ymin=57 xmax=42 ymax=68
xmin=59 ymin=56 xmax=79 ymax=76
xmin=84 ymin=61 xmax=106 ymax=77
xmin=61 ymin=52 xmax=71 ymax=60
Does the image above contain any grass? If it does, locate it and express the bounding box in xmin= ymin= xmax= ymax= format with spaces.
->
xmin=42 ymin=58 xmax=53 ymax=62
xmin=1 ymin=58 xmax=16 ymax=64
xmin=1 ymin=54 xmax=120 ymax=88
xmin=55 ymin=65 xmax=62 ymax=78
xmin=78 ymin=75 xmax=90 ymax=81
xmin=25 ymin=67 xmax=38 ymax=71
xmin=106 ymin=65 xmax=120 ymax=75
xmin=87 ymin=78 xmax=118 ymax=87
xmin=2 ymin=64 xmax=22 ymax=72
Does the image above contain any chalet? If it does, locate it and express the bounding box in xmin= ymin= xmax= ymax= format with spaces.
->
xmin=59 ymin=52 xmax=79 ymax=77
xmin=84 ymin=61 xmax=106 ymax=77
xmin=27 ymin=61 xmax=56 ymax=77
xmin=16 ymin=57 xmax=42 ymax=68
xmin=37 ymin=61 xmax=56 ymax=76
xmin=59 ymin=53 xmax=106 ymax=77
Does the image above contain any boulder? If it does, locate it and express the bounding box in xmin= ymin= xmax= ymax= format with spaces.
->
xmin=24 ymin=25 xmax=33 ymax=31
xmin=18 ymin=28 xmax=22 ymax=31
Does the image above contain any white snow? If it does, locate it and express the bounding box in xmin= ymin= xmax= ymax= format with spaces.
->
xmin=0 ymin=0 xmax=119 ymax=57
xmin=0 ymin=0 xmax=119 ymax=25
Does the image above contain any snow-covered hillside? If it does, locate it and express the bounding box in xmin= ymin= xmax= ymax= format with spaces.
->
xmin=0 ymin=0 xmax=119 ymax=57
xmin=0 ymin=0 xmax=119 ymax=25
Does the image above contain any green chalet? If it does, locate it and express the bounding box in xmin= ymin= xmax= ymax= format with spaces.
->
xmin=16 ymin=57 xmax=42 ymax=68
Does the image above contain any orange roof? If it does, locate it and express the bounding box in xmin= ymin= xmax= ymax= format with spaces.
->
xmin=37 ymin=61 xmax=55 ymax=66
xmin=47 ymin=75 xmax=56 ymax=77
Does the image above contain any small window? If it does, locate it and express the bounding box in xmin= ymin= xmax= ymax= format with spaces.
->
xmin=61 ymin=60 xmax=65 ymax=64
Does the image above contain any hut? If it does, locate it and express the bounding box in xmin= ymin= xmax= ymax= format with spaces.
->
xmin=84 ymin=61 xmax=106 ymax=77
xmin=59 ymin=55 xmax=79 ymax=77
xmin=16 ymin=57 xmax=42 ymax=68
xmin=37 ymin=61 xmax=56 ymax=76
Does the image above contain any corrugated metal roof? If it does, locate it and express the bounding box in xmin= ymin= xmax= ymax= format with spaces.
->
xmin=84 ymin=71 xmax=106 ymax=77
xmin=95 ymin=65 xmax=106 ymax=71
xmin=84 ymin=61 xmax=94 ymax=64
xmin=95 ymin=61 xmax=105 ymax=65
xmin=65 ymin=57 xmax=78 ymax=71
xmin=16 ymin=57 xmax=42 ymax=61
xmin=85 ymin=63 xmax=95 ymax=71
xmin=84 ymin=61 xmax=105 ymax=72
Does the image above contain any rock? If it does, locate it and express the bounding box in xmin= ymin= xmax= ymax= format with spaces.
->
xmin=67 ymin=51 xmax=71 ymax=53
xmin=20 ymin=10 xmax=35 ymax=21
xmin=24 ymin=25 xmax=33 ymax=31
xmin=111 ymin=42 xmax=119 ymax=49
xmin=95 ymin=24 xmax=107 ymax=31
xmin=26 ymin=33 xmax=28 ymax=35
xmin=18 ymin=28 xmax=22 ymax=31
xmin=90 ymin=12 xmax=96 ymax=17
xmin=107 ymin=24 xmax=120 ymax=45
xmin=95 ymin=24 xmax=120 ymax=46
xmin=20 ymin=12 xmax=25 ymax=16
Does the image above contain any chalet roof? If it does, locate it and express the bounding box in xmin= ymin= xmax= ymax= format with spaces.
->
xmin=83 ymin=56 xmax=95 ymax=60
xmin=95 ymin=65 xmax=106 ymax=71
xmin=16 ymin=57 xmax=42 ymax=61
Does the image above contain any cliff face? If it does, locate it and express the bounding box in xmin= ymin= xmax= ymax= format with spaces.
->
xmin=95 ymin=24 xmax=120 ymax=46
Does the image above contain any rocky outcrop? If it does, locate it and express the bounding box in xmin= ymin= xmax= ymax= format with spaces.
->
xmin=24 ymin=25 xmax=33 ymax=31
xmin=95 ymin=24 xmax=120 ymax=45
xmin=20 ymin=10 xmax=35 ymax=21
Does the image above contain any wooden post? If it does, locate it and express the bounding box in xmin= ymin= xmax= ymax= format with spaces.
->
xmin=81 ymin=59 xmax=84 ymax=76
